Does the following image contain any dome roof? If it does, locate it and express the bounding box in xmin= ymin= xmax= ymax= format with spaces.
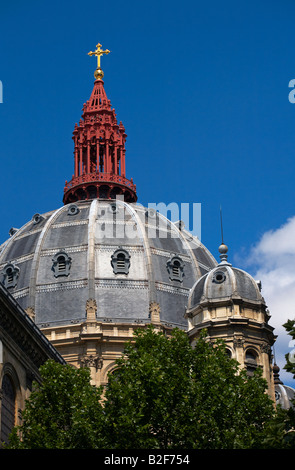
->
xmin=273 ymin=364 xmax=295 ymax=410
xmin=275 ymin=383 xmax=295 ymax=409
xmin=0 ymin=199 xmax=216 ymax=329
xmin=187 ymin=243 xmax=264 ymax=311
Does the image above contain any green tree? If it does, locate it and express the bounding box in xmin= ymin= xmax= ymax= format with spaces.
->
xmin=264 ymin=318 xmax=295 ymax=448
xmin=103 ymin=326 xmax=277 ymax=449
xmin=281 ymin=319 xmax=295 ymax=447
xmin=7 ymin=360 xmax=106 ymax=449
xmin=7 ymin=326 xmax=292 ymax=449
xmin=283 ymin=319 xmax=295 ymax=380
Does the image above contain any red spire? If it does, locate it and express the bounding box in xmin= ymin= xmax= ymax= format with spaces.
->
xmin=63 ymin=77 xmax=137 ymax=204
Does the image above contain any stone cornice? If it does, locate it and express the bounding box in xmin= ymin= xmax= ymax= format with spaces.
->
xmin=0 ymin=283 xmax=65 ymax=368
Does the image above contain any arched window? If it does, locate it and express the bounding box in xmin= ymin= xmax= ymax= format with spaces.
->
xmin=167 ymin=255 xmax=185 ymax=282
xmin=245 ymin=349 xmax=258 ymax=377
xmin=225 ymin=348 xmax=232 ymax=359
xmin=172 ymin=259 xmax=181 ymax=277
xmin=0 ymin=374 xmax=16 ymax=445
xmin=57 ymin=255 xmax=66 ymax=273
xmin=1 ymin=263 xmax=20 ymax=289
xmin=52 ymin=251 xmax=72 ymax=277
xmin=111 ymin=248 xmax=131 ymax=275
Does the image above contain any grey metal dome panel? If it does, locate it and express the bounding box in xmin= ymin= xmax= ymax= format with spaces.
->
xmin=36 ymin=250 xmax=88 ymax=284
xmin=206 ymin=265 xmax=235 ymax=299
xmin=0 ymin=199 xmax=217 ymax=328
xmin=155 ymin=289 xmax=188 ymax=327
xmin=56 ymin=205 xmax=90 ymax=223
xmin=95 ymin=283 xmax=149 ymax=321
xmin=190 ymin=274 xmax=207 ymax=307
xmin=15 ymin=258 xmax=33 ymax=291
xmin=234 ymin=268 xmax=261 ymax=301
xmin=1 ymin=232 xmax=41 ymax=262
xmin=36 ymin=284 xmax=89 ymax=326
xmin=42 ymin=224 xmax=89 ymax=249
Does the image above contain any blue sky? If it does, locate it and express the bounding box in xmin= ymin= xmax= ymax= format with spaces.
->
xmin=1 ymin=0 xmax=295 ymax=385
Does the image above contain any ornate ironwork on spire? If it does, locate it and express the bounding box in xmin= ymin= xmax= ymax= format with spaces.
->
xmin=63 ymin=43 xmax=137 ymax=205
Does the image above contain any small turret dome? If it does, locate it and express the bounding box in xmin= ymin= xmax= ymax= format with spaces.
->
xmin=187 ymin=244 xmax=265 ymax=312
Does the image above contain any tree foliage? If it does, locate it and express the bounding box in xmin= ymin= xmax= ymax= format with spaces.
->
xmin=7 ymin=360 xmax=106 ymax=449
xmin=283 ymin=319 xmax=295 ymax=380
xmin=6 ymin=326 xmax=295 ymax=449
xmin=103 ymin=326 xmax=276 ymax=449
xmin=254 ymin=319 xmax=295 ymax=449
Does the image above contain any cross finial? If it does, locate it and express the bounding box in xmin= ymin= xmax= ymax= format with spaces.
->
xmin=88 ymin=43 xmax=110 ymax=74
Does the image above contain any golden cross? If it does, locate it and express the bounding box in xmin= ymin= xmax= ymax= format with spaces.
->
xmin=88 ymin=43 xmax=110 ymax=69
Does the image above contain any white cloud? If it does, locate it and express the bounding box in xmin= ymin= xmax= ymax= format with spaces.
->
xmin=240 ymin=216 xmax=295 ymax=387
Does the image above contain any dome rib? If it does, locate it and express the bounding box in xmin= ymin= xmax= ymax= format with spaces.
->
xmin=0 ymin=215 xmax=43 ymax=263
xmin=28 ymin=206 xmax=66 ymax=311
xmin=122 ymin=202 xmax=156 ymax=305
xmin=168 ymin=223 xmax=202 ymax=279
xmin=87 ymin=199 xmax=98 ymax=300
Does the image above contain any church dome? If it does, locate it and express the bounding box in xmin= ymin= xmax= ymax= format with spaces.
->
xmin=187 ymin=243 xmax=264 ymax=312
xmin=0 ymin=199 xmax=216 ymax=329
xmin=273 ymin=364 xmax=295 ymax=410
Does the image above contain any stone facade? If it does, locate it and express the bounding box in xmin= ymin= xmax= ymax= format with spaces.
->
xmin=0 ymin=283 xmax=65 ymax=445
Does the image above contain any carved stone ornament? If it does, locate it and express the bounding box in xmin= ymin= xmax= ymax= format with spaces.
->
xmin=233 ymin=337 xmax=245 ymax=349
xmin=149 ymin=302 xmax=161 ymax=323
xmin=80 ymin=354 xmax=103 ymax=370
xmin=86 ymin=298 xmax=97 ymax=320
xmin=25 ymin=307 xmax=36 ymax=321
xmin=260 ymin=343 xmax=271 ymax=355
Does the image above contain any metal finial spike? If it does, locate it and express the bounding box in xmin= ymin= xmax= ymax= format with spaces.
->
xmin=218 ymin=206 xmax=231 ymax=264
xmin=220 ymin=205 xmax=224 ymax=245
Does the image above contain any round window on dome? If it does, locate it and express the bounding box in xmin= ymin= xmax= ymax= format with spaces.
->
xmin=68 ymin=204 xmax=80 ymax=216
xmin=109 ymin=203 xmax=119 ymax=214
xmin=213 ymin=271 xmax=226 ymax=284
xmin=32 ymin=213 xmax=44 ymax=225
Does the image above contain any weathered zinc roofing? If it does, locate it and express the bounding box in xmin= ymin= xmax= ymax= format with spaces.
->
xmin=187 ymin=244 xmax=264 ymax=311
xmin=0 ymin=199 xmax=217 ymax=329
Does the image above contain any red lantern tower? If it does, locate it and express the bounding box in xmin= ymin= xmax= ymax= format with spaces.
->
xmin=63 ymin=43 xmax=137 ymax=204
